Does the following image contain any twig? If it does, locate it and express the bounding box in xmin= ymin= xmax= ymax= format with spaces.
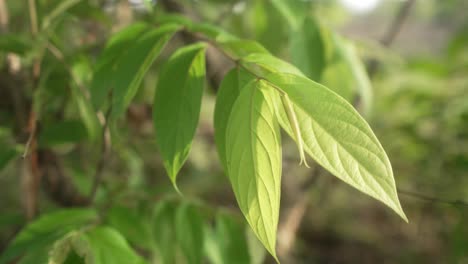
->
xmin=398 ymin=188 xmax=468 ymax=207
xmin=28 ymin=0 xmax=38 ymax=35
xmin=0 ymin=0 xmax=9 ymax=32
xmin=88 ymin=105 xmax=112 ymax=203
xmin=368 ymin=0 xmax=416 ymax=76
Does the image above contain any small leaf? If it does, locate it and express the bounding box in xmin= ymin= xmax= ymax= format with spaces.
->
xmin=290 ymin=17 xmax=327 ymax=81
xmin=214 ymin=67 xmax=255 ymax=169
xmin=112 ymin=24 xmax=181 ymax=118
xmin=153 ymin=43 xmax=206 ymax=190
xmin=265 ymin=73 xmax=407 ymax=221
xmin=0 ymin=209 xmax=98 ymax=264
xmin=175 ymin=203 xmax=205 ymax=264
xmin=225 ymin=80 xmax=282 ymax=261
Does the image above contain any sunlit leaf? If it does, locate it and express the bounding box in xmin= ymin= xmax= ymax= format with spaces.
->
xmin=214 ymin=67 xmax=255 ymax=169
xmin=153 ymin=43 xmax=206 ymax=190
xmin=265 ymin=73 xmax=407 ymax=221
xmin=225 ymin=80 xmax=282 ymax=261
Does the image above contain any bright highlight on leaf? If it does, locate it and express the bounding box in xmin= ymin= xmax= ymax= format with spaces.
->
xmin=153 ymin=43 xmax=207 ymax=191
xmin=280 ymin=94 xmax=310 ymax=168
xmin=225 ymin=80 xmax=282 ymax=261
xmin=265 ymin=72 xmax=407 ymax=221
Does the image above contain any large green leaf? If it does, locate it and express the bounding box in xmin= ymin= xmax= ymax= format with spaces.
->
xmin=225 ymin=80 xmax=282 ymax=261
xmin=0 ymin=209 xmax=98 ymax=264
xmin=112 ymin=24 xmax=181 ymax=118
xmin=214 ymin=67 xmax=255 ymax=169
xmin=290 ymin=17 xmax=326 ymax=81
xmin=153 ymin=43 xmax=206 ymax=190
xmin=265 ymin=73 xmax=407 ymax=221
xmin=175 ymin=203 xmax=205 ymax=264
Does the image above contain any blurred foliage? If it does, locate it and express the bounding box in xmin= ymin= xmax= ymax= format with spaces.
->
xmin=0 ymin=0 xmax=467 ymax=263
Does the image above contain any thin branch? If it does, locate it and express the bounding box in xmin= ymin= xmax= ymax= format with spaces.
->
xmin=398 ymin=188 xmax=468 ymax=207
xmin=368 ymin=0 xmax=416 ymax=76
xmin=28 ymin=0 xmax=38 ymax=36
xmin=88 ymin=105 xmax=112 ymax=203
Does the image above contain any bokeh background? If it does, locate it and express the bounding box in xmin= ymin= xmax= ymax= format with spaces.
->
xmin=1 ymin=0 xmax=467 ymax=263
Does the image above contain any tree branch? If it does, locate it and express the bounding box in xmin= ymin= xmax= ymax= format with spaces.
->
xmin=368 ymin=0 xmax=416 ymax=76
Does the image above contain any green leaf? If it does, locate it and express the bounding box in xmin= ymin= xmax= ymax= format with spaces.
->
xmin=38 ymin=120 xmax=88 ymax=147
xmin=241 ymin=53 xmax=304 ymax=78
xmin=0 ymin=34 xmax=31 ymax=55
xmin=175 ymin=203 xmax=204 ymax=264
xmin=290 ymin=17 xmax=326 ymax=81
xmin=152 ymin=201 xmax=177 ymax=264
xmin=153 ymin=43 xmax=206 ymax=190
xmin=90 ymin=23 xmax=150 ymax=110
xmin=225 ymin=80 xmax=282 ymax=261
xmin=42 ymin=0 xmax=82 ymax=30
xmin=106 ymin=206 xmax=152 ymax=250
xmin=0 ymin=147 xmax=19 ymax=171
xmin=322 ymin=35 xmax=373 ymax=115
xmin=214 ymin=67 xmax=255 ymax=169
xmin=112 ymin=24 xmax=181 ymax=118
xmin=270 ymin=0 xmax=308 ymax=29
xmin=218 ymin=40 xmax=270 ymax=60
xmin=190 ymin=23 xmax=236 ymax=42
xmin=215 ymin=212 xmax=251 ymax=264
xmin=72 ymin=83 xmax=101 ymax=142
xmin=265 ymin=73 xmax=407 ymax=221
xmin=82 ymin=227 xmax=147 ymax=264
xmin=0 ymin=209 xmax=98 ymax=264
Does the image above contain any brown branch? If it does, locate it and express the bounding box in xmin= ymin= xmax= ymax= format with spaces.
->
xmin=368 ymin=0 xmax=416 ymax=76
xmin=88 ymin=105 xmax=112 ymax=203
xmin=398 ymin=188 xmax=468 ymax=207
xmin=0 ymin=0 xmax=8 ymax=32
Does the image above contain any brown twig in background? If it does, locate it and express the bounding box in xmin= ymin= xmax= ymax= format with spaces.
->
xmin=21 ymin=0 xmax=42 ymax=220
xmin=88 ymin=105 xmax=112 ymax=203
xmin=0 ymin=0 xmax=8 ymax=32
xmin=398 ymin=188 xmax=468 ymax=207
xmin=367 ymin=0 xmax=416 ymax=77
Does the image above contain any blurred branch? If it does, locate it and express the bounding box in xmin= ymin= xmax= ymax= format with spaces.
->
xmin=368 ymin=0 xmax=416 ymax=76
xmin=88 ymin=105 xmax=112 ymax=203
xmin=160 ymin=0 xmax=232 ymax=90
xmin=398 ymin=188 xmax=468 ymax=207
xmin=0 ymin=0 xmax=8 ymax=32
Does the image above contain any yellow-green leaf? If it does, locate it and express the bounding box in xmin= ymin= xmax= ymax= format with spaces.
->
xmin=225 ymin=80 xmax=282 ymax=261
